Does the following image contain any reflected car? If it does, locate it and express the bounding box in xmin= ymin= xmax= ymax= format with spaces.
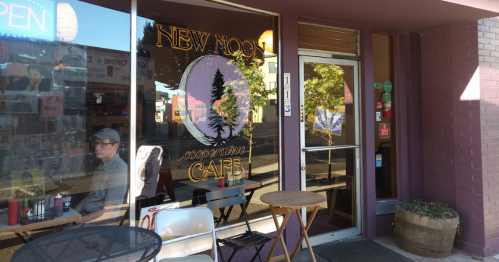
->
xmin=195 ymin=114 xmax=207 ymax=124
xmin=209 ymin=115 xmax=227 ymax=126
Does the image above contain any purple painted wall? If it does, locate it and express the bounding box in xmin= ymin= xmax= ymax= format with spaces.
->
xmin=421 ymin=26 xmax=458 ymax=207
xmin=405 ymin=32 xmax=424 ymax=201
xmin=360 ymin=27 xmax=377 ymax=239
xmin=280 ymin=13 xmax=302 ymax=251
xmin=421 ymin=22 xmax=487 ymax=256
xmin=478 ymin=17 xmax=499 ymax=257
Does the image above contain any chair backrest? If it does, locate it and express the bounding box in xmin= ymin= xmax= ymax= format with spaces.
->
xmin=206 ymin=186 xmax=251 ymax=230
xmin=154 ymin=207 xmax=217 ymax=261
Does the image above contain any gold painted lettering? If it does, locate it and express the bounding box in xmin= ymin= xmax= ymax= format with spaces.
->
xmin=178 ymin=146 xmax=246 ymax=161
xmin=209 ymin=149 xmax=218 ymax=158
xmin=205 ymin=160 xmax=220 ymax=179
xmin=195 ymin=150 xmax=202 ymax=161
xmin=232 ymin=157 xmax=242 ymax=176
xmin=156 ymin=24 xmax=174 ymax=47
xmin=227 ymin=37 xmax=242 ymax=56
xmin=220 ymin=158 xmax=233 ymax=177
xmin=177 ymin=151 xmax=191 ymax=161
xmin=239 ymin=147 xmax=246 ymax=154
xmin=190 ymin=30 xmax=210 ymax=52
xmin=188 ymin=161 xmax=205 ymax=182
xmin=202 ymin=150 xmax=210 ymax=160
xmin=175 ymin=27 xmax=192 ymax=51
xmin=214 ymin=34 xmax=228 ymax=55
xmin=253 ymin=40 xmax=264 ymax=58
xmin=188 ymin=157 xmax=246 ymax=182
xmin=241 ymin=40 xmax=255 ymax=58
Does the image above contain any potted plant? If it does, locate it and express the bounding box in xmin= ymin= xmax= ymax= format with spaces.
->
xmin=395 ymin=200 xmax=460 ymax=258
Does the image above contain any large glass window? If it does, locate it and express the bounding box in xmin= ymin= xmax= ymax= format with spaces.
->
xmin=0 ymin=0 xmax=131 ymax=253
xmin=372 ymin=33 xmax=397 ymax=199
xmin=135 ymin=0 xmax=279 ymax=228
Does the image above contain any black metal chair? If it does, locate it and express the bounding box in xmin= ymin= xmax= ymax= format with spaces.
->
xmin=206 ymin=186 xmax=274 ymax=262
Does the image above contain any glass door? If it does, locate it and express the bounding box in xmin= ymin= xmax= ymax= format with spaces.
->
xmin=299 ymin=55 xmax=361 ymax=246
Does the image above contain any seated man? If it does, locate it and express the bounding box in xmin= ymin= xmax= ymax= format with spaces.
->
xmin=74 ymin=128 xmax=128 ymax=224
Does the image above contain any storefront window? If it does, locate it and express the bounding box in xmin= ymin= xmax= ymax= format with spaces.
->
xmin=0 ymin=0 xmax=131 ymax=235
xmin=135 ymin=0 xmax=279 ymax=227
xmin=372 ymin=33 xmax=397 ymax=199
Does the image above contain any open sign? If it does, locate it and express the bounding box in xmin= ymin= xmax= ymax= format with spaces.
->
xmin=0 ymin=0 xmax=54 ymax=41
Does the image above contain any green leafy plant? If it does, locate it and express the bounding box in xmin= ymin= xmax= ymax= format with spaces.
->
xmin=398 ymin=200 xmax=458 ymax=219
xmin=228 ymin=51 xmax=276 ymax=177
xmin=304 ymin=63 xmax=345 ymax=180
xmin=219 ymin=85 xmax=240 ymax=139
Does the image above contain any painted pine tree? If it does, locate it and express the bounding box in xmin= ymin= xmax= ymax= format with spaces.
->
xmin=209 ymin=68 xmax=227 ymax=146
xmin=210 ymin=68 xmax=225 ymax=108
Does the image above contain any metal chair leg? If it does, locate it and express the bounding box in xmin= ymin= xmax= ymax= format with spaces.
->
xmin=226 ymin=250 xmax=237 ymax=262
xmin=216 ymin=240 xmax=226 ymax=262
xmin=251 ymin=245 xmax=265 ymax=262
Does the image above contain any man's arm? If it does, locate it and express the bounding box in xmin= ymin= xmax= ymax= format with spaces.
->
xmin=74 ymin=196 xmax=88 ymax=212
xmin=77 ymin=202 xmax=119 ymax=224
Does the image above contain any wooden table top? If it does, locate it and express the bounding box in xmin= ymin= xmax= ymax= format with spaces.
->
xmin=260 ymin=191 xmax=326 ymax=208
xmin=179 ymin=177 xmax=262 ymax=191
xmin=0 ymin=208 xmax=81 ymax=234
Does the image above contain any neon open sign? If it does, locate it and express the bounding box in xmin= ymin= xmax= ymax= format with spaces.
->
xmin=0 ymin=0 xmax=54 ymax=41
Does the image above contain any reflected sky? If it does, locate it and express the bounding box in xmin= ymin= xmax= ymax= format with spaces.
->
xmin=52 ymin=0 xmax=150 ymax=52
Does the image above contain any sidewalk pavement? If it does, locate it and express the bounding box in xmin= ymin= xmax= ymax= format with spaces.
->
xmin=287 ymin=236 xmax=499 ymax=262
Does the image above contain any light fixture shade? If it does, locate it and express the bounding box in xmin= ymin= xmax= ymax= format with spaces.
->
xmin=258 ymin=30 xmax=273 ymax=53
xmin=57 ymin=3 xmax=78 ymax=42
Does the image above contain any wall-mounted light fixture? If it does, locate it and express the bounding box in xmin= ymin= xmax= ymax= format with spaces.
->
xmin=258 ymin=30 xmax=275 ymax=56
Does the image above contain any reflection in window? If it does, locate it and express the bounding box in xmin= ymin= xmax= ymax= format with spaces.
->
xmin=136 ymin=0 xmax=279 ymax=228
xmin=0 ymin=0 xmax=131 ymax=244
xmin=373 ymin=33 xmax=397 ymax=199
xmin=268 ymin=62 xmax=277 ymax=73
xmin=304 ymin=63 xmax=356 ymax=147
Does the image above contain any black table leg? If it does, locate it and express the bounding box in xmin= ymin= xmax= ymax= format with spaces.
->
xmin=15 ymin=232 xmax=33 ymax=244
xmin=15 ymin=233 xmax=28 ymax=244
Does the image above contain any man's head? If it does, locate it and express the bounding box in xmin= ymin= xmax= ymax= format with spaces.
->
xmin=90 ymin=128 xmax=120 ymax=162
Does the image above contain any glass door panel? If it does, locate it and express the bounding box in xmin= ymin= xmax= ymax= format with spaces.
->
xmin=300 ymin=56 xmax=360 ymax=246
xmin=305 ymin=148 xmax=357 ymax=236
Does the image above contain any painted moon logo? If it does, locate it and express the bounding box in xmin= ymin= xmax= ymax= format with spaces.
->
xmin=178 ymin=55 xmax=250 ymax=146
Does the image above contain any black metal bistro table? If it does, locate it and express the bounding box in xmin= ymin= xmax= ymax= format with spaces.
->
xmin=11 ymin=226 xmax=162 ymax=262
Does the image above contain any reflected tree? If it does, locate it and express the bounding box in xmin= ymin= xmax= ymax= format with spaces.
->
xmin=219 ymin=85 xmax=240 ymax=139
xmin=137 ymin=21 xmax=204 ymax=90
xmin=304 ymin=63 xmax=344 ymax=180
xmin=231 ymin=51 xmax=276 ymax=177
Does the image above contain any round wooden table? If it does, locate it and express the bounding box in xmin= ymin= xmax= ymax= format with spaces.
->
xmin=260 ymin=191 xmax=326 ymax=262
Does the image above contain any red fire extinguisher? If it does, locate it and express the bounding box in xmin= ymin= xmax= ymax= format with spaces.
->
xmin=383 ymin=92 xmax=391 ymax=117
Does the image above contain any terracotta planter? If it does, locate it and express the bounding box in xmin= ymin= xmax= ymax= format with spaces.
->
xmin=395 ymin=205 xmax=459 ymax=258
